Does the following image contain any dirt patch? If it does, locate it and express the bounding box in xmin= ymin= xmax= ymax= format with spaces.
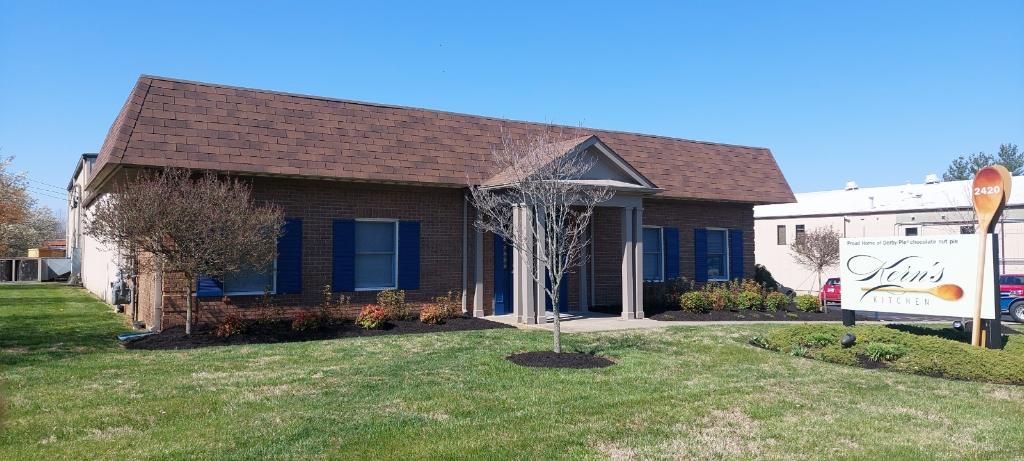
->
xmin=506 ymin=351 xmax=615 ymax=369
xmin=855 ymin=354 xmax=888 ymax=370
xmin=125 ymin=316 xmax=513 ymax=350
xmin=650 ymin=308 xmax=843 ymax=322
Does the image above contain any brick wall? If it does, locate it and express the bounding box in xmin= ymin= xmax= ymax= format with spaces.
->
xmin=128 ymin=177 xmax=756 ymax=329
xmin=138 ymin=177 xmax=469 ymax=330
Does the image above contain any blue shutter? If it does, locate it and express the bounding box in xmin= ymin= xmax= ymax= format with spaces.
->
xmin=276 ymin=218 xmax=302 ymax=294
xmin=663 ymin=227 xmax=680 ymax=280
xmin=397 ymin=221 xmax=420 ymax=290
xmin=196 ymin=276 xmax=223 ymax=297
xmin=694 ymin=228 xmax=708 ymax=283
xmin=729 ymin=229 xmax=744 ymax=280
xmin=332 ymin=220 xmax=355 ymax=291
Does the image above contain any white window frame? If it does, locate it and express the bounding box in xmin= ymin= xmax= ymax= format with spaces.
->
xmin=354 ymin=218 xmax=399 ymax=292
xmin=224 ymin=259 xmax=278 ymax=296
xmin=706 ymin=227 xmax=730 ymax=282
xmin=642 ymin=226 xmax=665 ymax=282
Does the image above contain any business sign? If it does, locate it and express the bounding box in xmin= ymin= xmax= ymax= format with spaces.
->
xmin=839 ymin=235 xmax=998 ymax=319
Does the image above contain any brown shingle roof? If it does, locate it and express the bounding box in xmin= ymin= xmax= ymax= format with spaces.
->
xmin=91 ymin=75 xmax=795 ymax=204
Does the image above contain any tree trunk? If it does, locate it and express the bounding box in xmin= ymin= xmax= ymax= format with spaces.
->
xmin=185 ymin=275 xmax=194 ymax=336
xmin=552 ymin=292 xmax=561 ymax=353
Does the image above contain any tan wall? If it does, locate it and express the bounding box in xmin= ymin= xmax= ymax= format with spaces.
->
xmin=755 ymin=206 xmax=1024 ymax=294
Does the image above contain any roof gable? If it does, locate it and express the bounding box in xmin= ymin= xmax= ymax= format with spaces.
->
xmin=89 ymin=75 xmax=795 ymax=204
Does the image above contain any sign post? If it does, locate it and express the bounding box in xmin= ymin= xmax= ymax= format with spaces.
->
xmin=970 ymin=165 xmax=1011 ymax=347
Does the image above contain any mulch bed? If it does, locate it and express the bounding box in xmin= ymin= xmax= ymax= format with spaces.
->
xmin=506 ymin=351 xmax=615 ymax=369
xmin=125 ymin=316 xmax=513 ymax=350
xmin=650 ymin=308 xmax=843 ymax=322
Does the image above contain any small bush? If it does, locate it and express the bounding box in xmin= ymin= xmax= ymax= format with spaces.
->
xmin=433 ymin=290 xmax=462 ymax=318
xmin=377 ymin=289 xmax=410 ymax=320
xmin=736 ymin=290 xmax=764 ymax=310
xmin=763 ymin=291 xmax=790 ymax=312
xmin=291 ymin=310 xmax=328 ymax=332
xmin=864 ymin=342 xmax=908 ymax=362
xmin=789 ymin=345 xmax=808 ymax=357
xmin=357 ymin=304 xmax=389 ymax=330
xmin=707 ymin=284 xmax=736 ymax=310
xmin=214 ymin=313 xmax=248 ymax=338
xmin=794 ymin=294 xmax=820 ymax=312
xmin=680 ymin=291 xmax=712 ymax=313
xmin=419 ymin=304 xmax=446 ymax=324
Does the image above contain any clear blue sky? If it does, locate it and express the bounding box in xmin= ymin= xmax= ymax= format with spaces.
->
xmin=2 ymin=1 xmax=1022 ymax=216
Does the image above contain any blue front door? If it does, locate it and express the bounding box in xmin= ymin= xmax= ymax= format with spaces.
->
xmin=493 ymin=236 xmax=514 ymax=314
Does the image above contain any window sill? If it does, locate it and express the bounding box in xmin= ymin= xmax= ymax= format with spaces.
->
xmin=354 ymin=286 xmax=397 ymax=292
xmin=224 ymin=291 xmax=277 ymax=296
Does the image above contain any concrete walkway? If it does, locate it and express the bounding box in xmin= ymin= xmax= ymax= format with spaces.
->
xmin=486 ymin=313 xmax=669 ymax=333
xmin=483 ymin=312 xmax=984 ymax=333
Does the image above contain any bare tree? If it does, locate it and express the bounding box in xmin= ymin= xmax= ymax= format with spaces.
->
xmin=87 ymin=169 xmax=284 ymax=334
xmin=470 ymin=130 xmax=612 ymax=353
xmin=790 ymin=227 xmax=841 ymax=299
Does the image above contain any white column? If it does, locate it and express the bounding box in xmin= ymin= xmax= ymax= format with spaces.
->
xmin=579 ymin=237 xmax=589 ymax=313
xmin=512 ymin=206 xmax=523 ymax=323
xmin=633 ymin=207 xmax=645 ymax=319
xmin=473 ymin=228 xmax=484 ymax=317
xmin=534 ymin=208 xmax=547 ymax=323
xmin=517 ymin=206 xmax=538 ymax=324
xmin=621 ymin=207 xmax=636 ymax=320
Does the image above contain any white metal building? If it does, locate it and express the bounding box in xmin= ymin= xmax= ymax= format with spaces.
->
xmin=754 ymin=174 xmax=1024 ymax=294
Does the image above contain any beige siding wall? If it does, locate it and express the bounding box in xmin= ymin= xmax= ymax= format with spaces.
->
xmin=755 ymin=206 xmax=1024 ymax=294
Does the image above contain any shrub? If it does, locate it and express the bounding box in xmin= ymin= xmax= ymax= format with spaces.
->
xmin=377 ymin=289 xmax=410 ymax=320
xmin=864 ymin=342 xmax=908 ymax=362
xmin=754 ymin=264 xmax=780 ymax=291
xmin=357 ymin=304 xmax=389 ymax=330
xmin=707 ymin=284 xmax=736 ymax=311
xmin=291 ymin=310 xmax=328 ymax=332
xmin=794 ymin=294 xmax=820 ymax=312
xmin=213 ymin=313 xmax=248 ymax=338
xmin=736 ymin=290 xmax=764 ymax=310
xmin=680 ymin=291 xmax=711 ymax=313
xmin=789 ymin=345 xmax=808 ymax=357
xmin=433 ymin=290 xmax=461 ymax=318
xmin=754 ymin=324 xmax=1024 ymax=385
xmin=763 ymin=291 xmax=791 ymax=312
xmin=419 ymin=304 xmax=446 ymax=324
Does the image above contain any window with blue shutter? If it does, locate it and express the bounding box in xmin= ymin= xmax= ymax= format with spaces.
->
xmin=332 ymin=219 xmax=356 ymax=291
xmin=397 ymin=221 xmax=420 ymax=290
xmin=196 ymin=276 xmax=224 ymax=297
xmin=663 ymin=227 xmax=680 ymax=280
xmin=728 ymin=229 xmax=744 ymax=280
xmin=642 ymin=227 xmax=664 ymax=282
xmin=706 ymin=229 xmax=728 ymax=280
xmin=694 ymin=228 xmax=708 ymax=283
xmin=276 ymin=218 xmax=302 ymax=294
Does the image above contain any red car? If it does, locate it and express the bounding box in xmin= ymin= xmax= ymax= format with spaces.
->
xmin=1000 ymin=274 xmax=1024 ymax=296
xmin=819 ymin=277 xmax=841 ymax=307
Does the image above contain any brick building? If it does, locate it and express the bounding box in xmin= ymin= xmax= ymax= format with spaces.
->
xmin=72 ymin=75 xmax=794 ymax=330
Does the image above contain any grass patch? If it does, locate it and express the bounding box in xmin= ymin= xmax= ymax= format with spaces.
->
xmin=754 ymin=323 xmax=1024 ymax=385
xmin=2 ymin=284 xmax=1024 ymax=460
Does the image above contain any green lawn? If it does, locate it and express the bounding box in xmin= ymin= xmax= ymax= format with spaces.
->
xmin=1 ymin=284 xmax=1023 ymax=460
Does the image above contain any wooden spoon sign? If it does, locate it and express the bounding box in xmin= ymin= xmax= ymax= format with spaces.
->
xmin=971 ymin=165 xmax=1011 ymax=347
xmin=861 ymin=284 xmax=964 ymax=301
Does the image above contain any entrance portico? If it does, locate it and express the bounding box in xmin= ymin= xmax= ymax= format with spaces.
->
xmin=471 ymin=135 xmax=660 ymax=324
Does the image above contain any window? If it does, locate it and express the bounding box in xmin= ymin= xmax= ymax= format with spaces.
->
xmin=224 ymin=262 xmax=276 ymax=295
xmin=776 ymin=225 xmax=786 ymax=245
xmin=961 ymin=225 xmax=975 ymax=234
xmin=355 ymin=220 xmax=398 ymax=290
xmin=642 ymin=227 xmax=663 ymax=282
xmin=706 ymin=229 xmax=729 ymax=281
xmin=904 ymin=227 xmax=918 ymax=236
xmin=794 ymin=225 xmax=806 ymax=242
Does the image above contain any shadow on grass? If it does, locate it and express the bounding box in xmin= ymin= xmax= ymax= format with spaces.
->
xmin=885 ymin=323 xmax=1010 ymax=348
